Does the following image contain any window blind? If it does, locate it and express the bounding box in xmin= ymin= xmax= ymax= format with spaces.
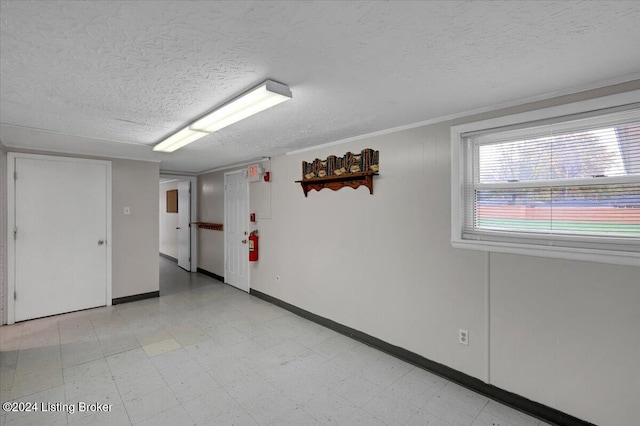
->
xmin=461 ymin=106 xmax=640 ymax=252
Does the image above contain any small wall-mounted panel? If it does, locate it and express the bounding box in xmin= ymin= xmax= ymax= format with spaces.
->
xmin=166 ymin=189 xmax=178 ymax=213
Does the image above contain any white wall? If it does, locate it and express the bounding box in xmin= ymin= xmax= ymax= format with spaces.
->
xmin=245 ymin=81 xmax=640 ymax=426
xmin=159 ymin=181 xmax=179 ymax=259
xmin=112 ymin=159 xmax=159 ymax=298
xmin=249 ymin=161 xmax=272 ymax=225
xmin=489 ymin=254 xmax=639 ymax=424
xmin=197 ymin=170 xmax=225 ymax=276
xmin=252 ymin=125 xmax=488 ymax=377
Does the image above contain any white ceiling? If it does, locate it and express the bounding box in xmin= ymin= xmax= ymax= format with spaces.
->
xmin=1 ymin=1 xmax=639 ymax=174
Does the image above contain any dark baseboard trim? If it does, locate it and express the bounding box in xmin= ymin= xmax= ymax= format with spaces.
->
xmin=250 ymin=289 xmax=593 ymax=426
xmin=159 ymin=252 xmax=178 ymax=263
xmin=197 ymin=267 xmax=224 ymax=283
xmin=112 ymin=291 xmax=159 ymax=305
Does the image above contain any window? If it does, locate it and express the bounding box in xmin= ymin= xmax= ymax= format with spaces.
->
xmin=451 ymin=92 xmax=640 ymax=266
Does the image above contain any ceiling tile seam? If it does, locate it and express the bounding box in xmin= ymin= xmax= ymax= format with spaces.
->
xmin=0 ymin=123 xmax=153 ymax=147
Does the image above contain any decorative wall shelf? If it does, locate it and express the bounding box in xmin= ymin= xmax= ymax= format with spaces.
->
xmin=192 ymin=222 xmax=223 ymax=231
xmin=295 ymin=171 xmax=378 ymax=197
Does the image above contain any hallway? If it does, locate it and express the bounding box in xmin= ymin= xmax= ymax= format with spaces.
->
xmin=159 ymin=256 xmax=220 ymax=296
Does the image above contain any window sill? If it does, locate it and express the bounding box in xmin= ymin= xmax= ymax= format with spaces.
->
xmin=451 ymin=239 xmax=640 ymax=267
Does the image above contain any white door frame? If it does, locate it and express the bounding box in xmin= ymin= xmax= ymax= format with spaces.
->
xmin=159 ymin=174 xmax=198 ymax=272
xmin=7 ymin=153 xmax=112 ymax=325
xmin=177 ymin=180 xmax=191 ymax=271
xmin=224 ymin=169 xmax=250 ymax=292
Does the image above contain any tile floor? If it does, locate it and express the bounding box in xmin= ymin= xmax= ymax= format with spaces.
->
xmin=1 ymin=260 xmax=550 ymax=426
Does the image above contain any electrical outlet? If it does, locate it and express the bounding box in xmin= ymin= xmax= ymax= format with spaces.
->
xmin=275 ymin=275 xmax=280 ymax=282
xmin=459 ymin=329 xmax=469 ymax=346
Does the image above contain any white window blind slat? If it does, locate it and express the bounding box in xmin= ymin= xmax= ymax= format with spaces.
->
xmin=460 ymin=106 xmax=640 ymax=252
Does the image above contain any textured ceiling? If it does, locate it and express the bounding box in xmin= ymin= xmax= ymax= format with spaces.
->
xmin=1 ymin=1 xmax=640 ymax=173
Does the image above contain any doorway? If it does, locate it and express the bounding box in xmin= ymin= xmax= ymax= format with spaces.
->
xmin=158 ymin=174 xmax=198 ymax=296
xmin=7 ymin=153 xmax=112 ymax=324
xmin=224 ymin=170 xmax=250 ymax=292
xmin=159 ymin=178 xmax=191 ymax=270
xmin=177 ymin=180 xmax=190 ymax=270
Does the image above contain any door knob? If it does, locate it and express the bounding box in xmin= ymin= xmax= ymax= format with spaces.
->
xmin=98 ymin=240 xmax=104 ymax=245
xmin=241 ymin=239 xmax=247 ymax=244
xmin=176 ymin=227 xmax=181 ymax=230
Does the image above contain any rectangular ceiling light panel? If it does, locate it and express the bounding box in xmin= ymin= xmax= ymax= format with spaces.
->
xmin=153 ymin=80 xmax=292 ymax=153
xmin=153 ymin=127 xmax=209 ymax=153
xmin=190 ymin=80 xmax=292 ymax=133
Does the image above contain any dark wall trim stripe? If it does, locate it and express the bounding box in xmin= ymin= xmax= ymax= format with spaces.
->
xmin=197 ymin=267 xmax=224 ymax=283
xmin=112 ymin=291 xmax=159 ymax=305
xmin=250 ymin=289 xmax=593 ymax=426
xmin=159 ymin=252 xmax=178 ymax=263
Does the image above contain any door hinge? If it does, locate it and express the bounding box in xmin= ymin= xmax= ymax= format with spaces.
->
xmin=189 ymin=257 xmax=191 ymax=262
xmin=13 ymin=226 xmax=17 ymax=240
xmin=14 ymin=291 xmax=17 ymax=301
xmin=14 ymin=171 xmax=17 ymax=179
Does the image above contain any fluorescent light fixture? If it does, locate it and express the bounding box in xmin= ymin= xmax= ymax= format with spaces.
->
xmin=153 ymin=80 xmax=292 ymax=153
xmin=153 ymin=127 xmax=208 ymax=153
xmin=191 ymin=80 xmax=292 ymax=133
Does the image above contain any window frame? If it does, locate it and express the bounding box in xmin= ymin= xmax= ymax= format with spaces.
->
xmin=451 ymin=90 xmax=640 ymax=267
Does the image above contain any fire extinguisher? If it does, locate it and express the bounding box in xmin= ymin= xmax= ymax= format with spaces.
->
xmin=249 ymin=230 xmax=259 ymax=262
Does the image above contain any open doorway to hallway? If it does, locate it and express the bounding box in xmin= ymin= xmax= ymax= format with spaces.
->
xmin=159 ymin=175 xmax=200 ymax=295
xmin=158 ymin=255 xmax=216 ymax=295
xmin=159 ymin=178 xmax=190 ymax=269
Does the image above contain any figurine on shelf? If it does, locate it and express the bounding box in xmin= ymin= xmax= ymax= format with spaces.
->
xmin=318 ymin=160 xmax=327 ymax=177
xmin=334 ymin=157 xmax=345 ymax=175
xmin=370 ymin=149 xmax=379 ymax=172
xmin=327 ymin=155 xmax=336 ymax=176
xmin=350 ymin=153 xmax=361 ymax=173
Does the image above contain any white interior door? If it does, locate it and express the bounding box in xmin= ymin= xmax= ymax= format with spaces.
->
xmin=224 ymin=171 xmax=249 ymax=292
xmin=11 ymin=155 xmax=110 ymax=322
xmin=177 ymin=180 xmax=191 ymax=271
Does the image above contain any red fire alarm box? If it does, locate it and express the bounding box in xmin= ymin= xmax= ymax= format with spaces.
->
xmin=250 ymin=213 xmax=256 ymax=222
xmin=248 ymin=164 xmax=264 ymax=182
